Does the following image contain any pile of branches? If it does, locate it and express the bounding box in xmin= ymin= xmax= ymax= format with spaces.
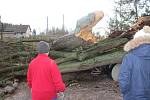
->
xmin=0 ymin=40 xmax=36 ymax=97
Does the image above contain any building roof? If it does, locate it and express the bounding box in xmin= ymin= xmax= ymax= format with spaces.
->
xmin=0 ymin=23 xmax=30 ymax=34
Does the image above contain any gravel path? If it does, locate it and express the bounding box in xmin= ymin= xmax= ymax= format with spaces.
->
xmin=5 ymin=77 xmax=122 ymax=100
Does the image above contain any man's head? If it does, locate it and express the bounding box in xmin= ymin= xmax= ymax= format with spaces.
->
xmin=37 ymin=41 xmax=50 ymax=54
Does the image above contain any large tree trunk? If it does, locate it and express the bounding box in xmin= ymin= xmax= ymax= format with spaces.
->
xmin=78 ymin=37 xmax=128 ymax=61
xmin=0 ymin=52 xmax=36 ymax=62
xmin=51 ymin=34 xmax=91 ymax=51
xmin=49 ymin=50 xmax=77 ymax=58
xmin=59 ymin=50 xmax=125 ymax=73
xmin=0 ymin=64 xmax=28 ymax=74
xmin=50 ymin=37 xmax=128 ymax=63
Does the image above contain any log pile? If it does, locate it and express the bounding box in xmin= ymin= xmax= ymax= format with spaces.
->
xmin=0 ymin=16 xmax=150 ymax=97
xmin=0 ymin=37 xmax=128 ymax=85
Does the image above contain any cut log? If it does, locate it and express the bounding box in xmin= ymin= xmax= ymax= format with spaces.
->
xmin=0 ymin=52 xmax=36 ymax=62
xmin=49 ymin=50 xmax=77 ymax=58
xmin=78 ymin=37 xmax=128 ymax=61
xmin=51 ymin=37 xmax=128 ymax=62
xmin=59 ymin=50 xmax=126 ymax=73
xmin=0 ymin=64 xmax=28 ymax=74
xmin=111 ymin=64 xmax=121 ymax=81
xmin=51 ymin=34 xmax=91 ymax=51
xmin=56 ymin=57 xmax=76 ymax=64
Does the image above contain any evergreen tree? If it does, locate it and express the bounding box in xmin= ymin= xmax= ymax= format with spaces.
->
xmin=32 ymin=29 xmax=36 ymax=36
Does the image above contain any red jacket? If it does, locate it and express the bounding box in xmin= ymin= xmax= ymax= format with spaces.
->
xmin=27 ymin=54 xmax=65 ymax=100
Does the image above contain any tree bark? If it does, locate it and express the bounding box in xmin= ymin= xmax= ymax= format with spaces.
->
xmin=51 ymin=34 xmax=91 ymax=51
xmin=59 ymin=50 xmax=126 ymax=73
xmin=0 ymin=64 xmax=28 ymax=74
xmin=0 ymin=52 xmax=36 ymax=62
xmin=78 ymin=37 xmax=128 ymax=61
xmin=49 ymin=50 xmax=77 ymax=58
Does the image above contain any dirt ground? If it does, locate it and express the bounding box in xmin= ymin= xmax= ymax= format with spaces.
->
xmin=4 ymin=75 xmax=122 ymax=100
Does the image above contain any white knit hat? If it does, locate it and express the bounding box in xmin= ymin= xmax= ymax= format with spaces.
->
xmin=134 ymin=26 xmax=150 ymax=39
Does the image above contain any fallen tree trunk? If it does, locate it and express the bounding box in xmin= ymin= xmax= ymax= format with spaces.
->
xmin=78 ymin=37 xmax=128 ymax=61
xmin=21 ymin=39 xmax=51 ymax=43
xmin=0 ymin=64 xmax=28 ymax=74
xmin=51 ymin=37 xmax=128 ymax=63
xmin=49 ymin=50 xmax=77 ymax=58
xmin=0 ymin=50 xmax=125 ymax=76
xmin=56 ymin=57 xmax=76 ymax=64
xmin=59 ymin=50 xmax=126 ymax=73
xmin=0 ymin=52 xmax=36 ymax=62
xmin=51 ymin=34 xmax=91 ymax=51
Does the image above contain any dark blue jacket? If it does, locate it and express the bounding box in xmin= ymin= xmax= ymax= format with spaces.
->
xmin=119 ymin=44 xmax=150 ymax=100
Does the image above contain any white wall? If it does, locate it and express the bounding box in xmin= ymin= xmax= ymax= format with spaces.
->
xmin=25 ymin=27 xmax=32 ymax=37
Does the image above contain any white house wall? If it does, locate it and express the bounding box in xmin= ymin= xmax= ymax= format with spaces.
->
xmin=25 ymin=27 xmax=32 ymax=37
xmin=2 ymin=26 xmax=32 ymax=38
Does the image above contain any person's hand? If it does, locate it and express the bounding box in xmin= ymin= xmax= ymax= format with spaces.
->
xmin=57 ymin=92 xmax=64 ymax=100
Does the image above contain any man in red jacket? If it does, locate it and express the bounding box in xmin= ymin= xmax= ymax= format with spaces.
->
xmin=27 ymin=41 xmax=65 ymax=100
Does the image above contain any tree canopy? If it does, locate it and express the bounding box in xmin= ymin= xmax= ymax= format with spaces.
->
xmin=109 ymin=0 xmax=150 ymax=31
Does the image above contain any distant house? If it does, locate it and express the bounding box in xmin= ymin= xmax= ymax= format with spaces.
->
xmin=0 ymin=23 xmax=31 ymax=38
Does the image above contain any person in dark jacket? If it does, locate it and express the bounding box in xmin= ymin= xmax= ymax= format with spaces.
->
xmin=27 ymin=41 xmax=65 ymax=100
xmin=119 ymin=26 xmax=150 ymax=100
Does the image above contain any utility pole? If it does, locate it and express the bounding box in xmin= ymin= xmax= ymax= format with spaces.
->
xmin=62 ymin=14 xmax=64 ymax=31
xmin=46 ymin=16 xmax=49 ymax=34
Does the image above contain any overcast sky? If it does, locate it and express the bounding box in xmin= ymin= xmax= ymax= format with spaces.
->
xmin=0 ymin=0 xmax=114 ymax=33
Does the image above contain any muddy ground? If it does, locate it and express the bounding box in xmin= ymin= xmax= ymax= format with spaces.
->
xmin=4 ymin=74 xmax=122 ymax=100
